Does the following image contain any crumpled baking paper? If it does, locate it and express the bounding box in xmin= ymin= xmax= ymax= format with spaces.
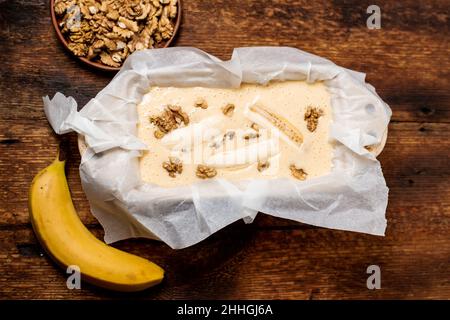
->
xmin=43 ymin=47 xmax=391 ymax=249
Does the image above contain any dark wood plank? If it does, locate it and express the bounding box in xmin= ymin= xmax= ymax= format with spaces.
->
xmin=1 ymin=122 xmax=449 ymax=226
xmin=0 ymin=0 xmax=449 ymax=122
xmin=0 ymin=221 xmax=449 ymax=299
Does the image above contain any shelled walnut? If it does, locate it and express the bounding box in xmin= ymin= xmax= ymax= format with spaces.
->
xmin=250 ymin=123 xmax=260 ymax=132
xmin=304 ymin=106 xmax=324 ymax=132
xmin=194 ymin=97 xmax=208 ymax=109
xmin=222 ymin=103 xmax=235 ymax=116
xmin=54 ymin=0 xmax=179 ymax=68
xmin=289 ymin=165 xmax=307 ymax=180
xmin=162 ymin=157 xmax=183 ymax=178
xmin=196 ymin=165 xmax=217 ymax=179
xmin=150 ymin=104 xmax=189 ymax=138
xmin=257 ymin=161 xmax=270 ymax=172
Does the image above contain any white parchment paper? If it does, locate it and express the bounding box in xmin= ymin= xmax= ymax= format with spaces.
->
xmin=43 ymin=47 xmax=391 ymax=249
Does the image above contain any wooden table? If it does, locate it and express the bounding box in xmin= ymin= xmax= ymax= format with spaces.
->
xmin=0 ymin=0 xmax=449 ymax=300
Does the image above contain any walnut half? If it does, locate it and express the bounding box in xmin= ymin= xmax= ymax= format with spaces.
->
xmin=222 ymin=103 xmax=235 ymax=116
xmin=196 ymin=165 xmax=217 ymax=179
xmin=195 ymin=97 xmax=208 ymax=109
xmin=162 ymin=157 xmax=183 ymax=177
xmin=304 ymin=106 xmax=324 ymax=132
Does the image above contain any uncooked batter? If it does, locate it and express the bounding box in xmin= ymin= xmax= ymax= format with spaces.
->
xmin=137 ymin=81 xmax=334 ymax=187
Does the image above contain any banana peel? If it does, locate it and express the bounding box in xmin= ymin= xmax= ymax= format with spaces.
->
xmin=28 ymin=144 xmax=164 ymax=292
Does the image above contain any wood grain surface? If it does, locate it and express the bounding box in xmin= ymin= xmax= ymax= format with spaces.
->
xmin=0 ymin=0 xmax=449 ymax=299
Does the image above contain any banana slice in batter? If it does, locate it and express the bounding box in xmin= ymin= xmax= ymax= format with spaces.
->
xmin=249 ymin=103 xmax=303 ymax=147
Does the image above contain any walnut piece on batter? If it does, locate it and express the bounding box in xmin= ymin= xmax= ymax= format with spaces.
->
xmin=257 ymin=161 xmax=270 ymax=172
xmin=150 ymin=104 xmax=189 ymax=138
xmin=196 ymin=165 xmax=217 ymax=179
xmin=194 ymin=97 xmax=208 ymax=109
xmin=222 ymin=103 xmax=235 ymax=116
xmin=304 ymin=106 xmax=324 ymax=132
xmin=289 ymin=165 xmax=307 ymax=180
xmin=162 ymin=156 xmax=182 ymax=178
xmin=251 ymin=123 xmax=260 ymax=132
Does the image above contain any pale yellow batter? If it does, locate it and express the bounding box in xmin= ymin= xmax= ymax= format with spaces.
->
xmin=137 ymin=81 xmax=334 ymax=187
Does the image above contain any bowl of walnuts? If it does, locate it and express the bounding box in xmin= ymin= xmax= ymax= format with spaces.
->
xmin=51 ymin=0 xmax=181 ymax=71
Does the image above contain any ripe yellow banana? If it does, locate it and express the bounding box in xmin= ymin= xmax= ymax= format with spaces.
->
xmin=29 ymin=149 xmax=164 ymax=292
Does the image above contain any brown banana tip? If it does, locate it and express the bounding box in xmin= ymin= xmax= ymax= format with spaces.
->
xmin=58 ymin=138 xmax=71 ymax=162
